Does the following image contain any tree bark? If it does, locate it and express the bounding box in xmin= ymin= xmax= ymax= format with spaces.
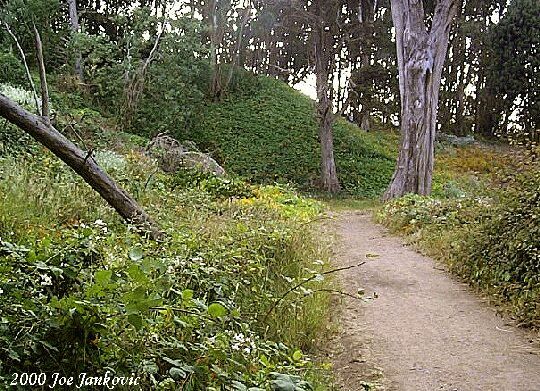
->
xmin=67 ymin=0 xmax=83 ymax=79
xmin=383 ymin=0 xmax=457 ymax=200
xmin=0 ymin=93 xmax=162 ymax=239
xmin=314 ymin=10 xmax=341 ymax=193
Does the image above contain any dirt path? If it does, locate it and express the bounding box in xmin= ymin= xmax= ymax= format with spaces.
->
xmin=330 ymin=211 xmax=540 ymax=391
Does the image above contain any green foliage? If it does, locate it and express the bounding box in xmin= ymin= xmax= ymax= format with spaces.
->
xmin=68 ymin=31 xmax=125 ymax=111
xmin=130 ymin=16 xmax=207 ymax=135
xmin=0 ymin=84 xmax=42 ymax=154
xmin=0 ymin=150 xmax=333 ymax=389
xmin=0 ymin=50 xmax=26 ymax=86
xmin=377 ymin=155 xmax=540 ymax=327
xmin=171 ymin=169 xmax=255 ymax=200
xmin=184 ymin=76 xmax=397 ymax=197
xmin=0 ymin=0 xmax=65 ymax=68
xmin=463 ymin=166 xmax=540 ymax=325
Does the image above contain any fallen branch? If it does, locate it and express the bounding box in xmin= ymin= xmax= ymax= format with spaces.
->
xmin=0 ymin=93 xmax=163 ymax=240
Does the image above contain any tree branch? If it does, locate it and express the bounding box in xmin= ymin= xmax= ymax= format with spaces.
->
xmin=33 ymin=24 xmax=50 ymax=125
xmin=262 ymin=261 xmax=366 ymax=324
xmin=2 ymin=22 xmax=40 ymax=114
xmin=0 ymin=93 xmax=163 ymax=240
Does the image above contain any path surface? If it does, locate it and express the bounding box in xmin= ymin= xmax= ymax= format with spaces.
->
xmin=330 ymin=211 xmax=540 ymax=391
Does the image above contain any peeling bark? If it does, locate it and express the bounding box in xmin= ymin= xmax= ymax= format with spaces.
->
xmin=314 ymin=2 xmax=341 ymax=193
xmin=383 ymin=0 xmax=458 ymax=200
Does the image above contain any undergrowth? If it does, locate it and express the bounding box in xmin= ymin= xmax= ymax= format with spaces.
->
xmin=180 ymin=76 xmax=398 ymax=198
xmin=0 ymin=146 xmax=335 ymax=389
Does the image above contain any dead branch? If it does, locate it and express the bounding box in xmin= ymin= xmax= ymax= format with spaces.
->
xmin=33 ymin=24 xmax=50 ymax=125
xmin=0 ymin=93 xmax=163 ymax=240
xmin=262 ymin=261 xmax=366 ymax=324
xmin=2 ymin=22 xmax=40 ymax=114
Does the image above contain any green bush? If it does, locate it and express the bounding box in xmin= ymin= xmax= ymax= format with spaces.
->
xmin=0 ymin=50 xmax=26 ymax=86
xmin=464 ymin=166 xmax=540 ymax=325
xmin=171 ymin=169 xmax=255 ymax=200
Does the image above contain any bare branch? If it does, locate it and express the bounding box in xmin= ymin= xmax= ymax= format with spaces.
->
xmin=33 ymin=24 xmax=50 ymax=125
xmin=262 ymin=261 xmax=366 ymax=324
xmin=2 ymin=22 xmax=40 ymax=114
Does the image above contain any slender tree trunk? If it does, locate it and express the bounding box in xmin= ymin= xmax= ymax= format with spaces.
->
xmin=33 ymin=26 xmax=50 ymax=125
xmin=314 ymin=18 xmax=340 ymax=193
xmin=208 ymin=0 xmax=222 ymax=100
xmin=67 ymin=0 xmax=83 ymax=79
xmin=0 ymin=93 xmax=162 ymax=239
xmin=383 ymin=0 xmax=457 ymax=200
xmin=358 ymin=0 xmax=376 ymax=131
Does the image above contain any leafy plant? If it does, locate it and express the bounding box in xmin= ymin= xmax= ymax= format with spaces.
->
xmin=0 ymin=148 xmax=334 ymax=389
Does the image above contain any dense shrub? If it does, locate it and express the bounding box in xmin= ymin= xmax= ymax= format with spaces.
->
xmin=171 ymin=169 xmax=255 ymax=200
xmin=464 ymin=165 xmax=540 ymax=325
xmin=0 ymin=51 xmax=26 ymax=86
xmin=0 ymin=151 xmax=333 ymax=389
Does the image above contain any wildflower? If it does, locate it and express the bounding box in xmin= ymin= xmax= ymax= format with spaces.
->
xmin=40 ymin=274 xmax=52 ymax=286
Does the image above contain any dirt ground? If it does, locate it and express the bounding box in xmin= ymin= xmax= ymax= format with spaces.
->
xmin=329 ymin=211 xmax=540 ymax=391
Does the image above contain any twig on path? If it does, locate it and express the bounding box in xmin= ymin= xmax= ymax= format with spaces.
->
xmin=262 ymin=261 xmax=366 ymax=324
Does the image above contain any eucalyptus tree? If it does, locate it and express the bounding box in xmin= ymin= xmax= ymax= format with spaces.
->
xmin=383 ymin=0 xmax=458 ymax=200
xmin=437 ymin=0 xmax=508 ymax=137
xmin=311 ymin=0 xmax=342 ymax=192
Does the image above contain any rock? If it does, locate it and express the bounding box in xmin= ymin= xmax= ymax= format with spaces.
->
xmin=177 ymin=151 xmax=226 ymax=176
xmin=147 ymin=134 xmax=225 ymax=176
xmin=437 ymin=132 xmax=475 ymax=146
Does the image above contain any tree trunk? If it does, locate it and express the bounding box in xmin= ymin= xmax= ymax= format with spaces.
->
xmin=357 ymin=1 xmax=376 ymax=131
xmin=0 ymin=93 xmax=162 ymax=239
xmin=314 ymin=18 xmax=340 ymax=193
xmin=67 ymin=0 xmax=83 ymax=79
xmin=383 ymin=0 xmax=457 ymax=200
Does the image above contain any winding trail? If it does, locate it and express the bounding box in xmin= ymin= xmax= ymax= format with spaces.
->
xmin=330 ymin=211 xmax=540 ymax=391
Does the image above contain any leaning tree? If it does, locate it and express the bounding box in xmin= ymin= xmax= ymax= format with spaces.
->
xmin=383 ymin=0 xmax=458 ymax=200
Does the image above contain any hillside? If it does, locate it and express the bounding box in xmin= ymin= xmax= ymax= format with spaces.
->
xmin=176 ymin=76 xmax=399 ymax=198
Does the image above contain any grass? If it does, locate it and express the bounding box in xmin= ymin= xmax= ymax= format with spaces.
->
xmin=320 ymin=197 xmax=382 ymax=212
xmin=0 ymin=134 xmax=337 ymax=389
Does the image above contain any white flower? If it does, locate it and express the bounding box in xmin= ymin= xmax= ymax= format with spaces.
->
xmin=40 ymin=274 xmax=52 ymax=286
xmin=94 ymin=150 xmax=127 ymax=172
